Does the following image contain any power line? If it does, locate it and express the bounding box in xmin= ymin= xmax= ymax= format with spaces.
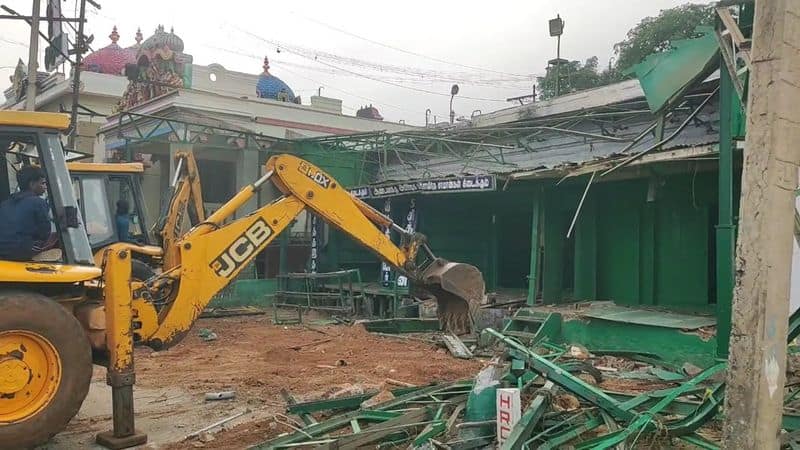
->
xmin=224 ymin=22 xmax=534 ymax=86
xmin=204 ymin=44 xmax=430 ymax=115
xmin=0 ymin=36 xmax=28 ymax=47
xmin=290 ymin=10 xmax=533 ymax=79
xmin=276 ymin=61 xmax=450 ymax=119
xmin=234 ymin=26 xmax=511 ymax=103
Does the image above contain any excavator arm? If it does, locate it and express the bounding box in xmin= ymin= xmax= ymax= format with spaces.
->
xmin=128 ymin=154 xmax=484 ymax=350
xmin=151 ymin=151 xmax=206 ymax=271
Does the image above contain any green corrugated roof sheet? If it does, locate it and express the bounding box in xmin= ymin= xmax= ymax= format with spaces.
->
xmin=628 ymin=26 xmax=720 ymax=114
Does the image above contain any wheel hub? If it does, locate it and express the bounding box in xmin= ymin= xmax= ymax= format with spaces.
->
xmin=0 ymin=357 xmax=29 ymax=395
xmin=0 ymin=331 xmax=61 ymax=423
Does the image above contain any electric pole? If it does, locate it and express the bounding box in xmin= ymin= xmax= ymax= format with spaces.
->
xmin=68 ymin=0 xmax=88 ymax=149
xmin=24 ymin=0 xmax=41 ymax=111
xmin=722 ymin=0 xmax=800 ymax=448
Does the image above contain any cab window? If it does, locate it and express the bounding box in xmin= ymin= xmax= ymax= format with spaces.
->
xmin=108 ymin=175 xmax=146 ymax=244
xmin=73 ymin=176 xmax=114 ymax=246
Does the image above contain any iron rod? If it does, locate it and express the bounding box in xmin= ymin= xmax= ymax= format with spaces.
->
xmin=601 ymin=88 xmax=720 ymax=177
xmin=566 ymin=171 xmax=595 ymax=238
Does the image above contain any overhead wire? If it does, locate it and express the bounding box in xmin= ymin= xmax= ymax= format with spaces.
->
xmin=288 ymin=10 xmax=532 ymax=78
xmin=225 ymin=23 xmax=534 ymax=87
xmin=200 ymin=43 xmax=448 ymax=118
xmin=232 ymin=25 xmax=513 ymax=103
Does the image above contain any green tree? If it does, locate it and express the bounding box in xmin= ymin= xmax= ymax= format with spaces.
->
xmin=535 ymin=3 xmax=715 ymax=100
xmin=536 ymin=56 xmax=605 ymax=100
xmin=613 ymin=3 xmax=715 ymax=72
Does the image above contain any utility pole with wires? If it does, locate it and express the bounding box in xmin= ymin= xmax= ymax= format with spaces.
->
xmin=23 ymin=0 xmax=40 ymax=111
xmin=1 ymin=0 xmax=100 ymax=148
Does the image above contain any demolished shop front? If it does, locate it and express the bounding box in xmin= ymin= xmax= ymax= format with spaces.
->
xmin=320 ymin=149 xmax=740 ymax=318
xmin=529 ymin=155 xmax=740 ymax=314
xmin=317 ymin=173 xmax=534 ymax=297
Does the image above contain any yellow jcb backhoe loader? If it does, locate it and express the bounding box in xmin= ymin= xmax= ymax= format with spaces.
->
xmin=0 ymin=111 xmax=485 ymax=449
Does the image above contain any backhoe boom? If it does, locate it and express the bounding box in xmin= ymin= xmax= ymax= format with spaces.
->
xmin=128 ymin=154 xmax=484 ymax=351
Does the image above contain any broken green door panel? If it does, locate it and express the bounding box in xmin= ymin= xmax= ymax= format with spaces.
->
xmin=560 ymin=317 xmax=717 ymax=368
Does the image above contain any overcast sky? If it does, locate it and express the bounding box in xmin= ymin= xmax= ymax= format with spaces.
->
xmin=1 ymin=0 xmax=707 ymax=125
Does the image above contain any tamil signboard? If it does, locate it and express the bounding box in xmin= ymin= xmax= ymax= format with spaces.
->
xmin=349 ymin=175 xmax=496 ymax=199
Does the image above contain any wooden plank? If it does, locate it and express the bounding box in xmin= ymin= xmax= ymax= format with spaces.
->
xmin=441 ymin=333 xmax=473 ymax=359
xmin=716 ymin=7 xmax=747 ymax=47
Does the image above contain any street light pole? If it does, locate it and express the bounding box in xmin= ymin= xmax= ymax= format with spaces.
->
xmin=556 ymin=33 xmax=561 ymax=97
xmin=549 ymin=14 xmax=565 ymax=97
xmin=449 ymin=84 xmax=459 ymax=125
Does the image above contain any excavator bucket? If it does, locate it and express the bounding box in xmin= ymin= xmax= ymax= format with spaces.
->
xmin=419 ymin=258 xmax=486 ymax=335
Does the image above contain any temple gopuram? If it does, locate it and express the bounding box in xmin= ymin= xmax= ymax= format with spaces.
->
xmin=117 ymin=25 xmax=193 ymax=111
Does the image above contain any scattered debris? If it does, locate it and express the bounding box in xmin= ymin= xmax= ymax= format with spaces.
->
xmin=360 ymin=389 xmax=395 ymax=408
xmin=288 ymin=338 xmax=333 ymax=351
xmin=197 ymin=328 xmax=218 ymax=342
xmin=201 ymin=306 xmax=266 ymax=318
xmin=441 ymin=333 xmax=474 ymax=359
xmin=372 ymin=332 xmax=441 ymax=345
xmin=650 ymin=367 xmax=686 ymax=381
xmin=184 ymin=409 xmax=251 ymax=440
xmin=329 ymin=384 xmax=366 ymax=399
xmin=568 ymin=344 xmax=590 ymax=359
xmin=204 ymin=391 xmax=235 ymax=401
xmin=553 ymin=394 xmax=581 ymax=412
xmin=683 ymin=362 xmax=703 ymax=377
xmin=385 ymin=378 xmax=416 ymax=387
xmin=197 ymin=432 xmax=215 ymax=443
xmin=303 ymin=324 xmax=330 ymax=336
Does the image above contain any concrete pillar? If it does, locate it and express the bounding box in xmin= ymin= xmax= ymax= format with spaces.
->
xmin=235 ymin=148 xmax=259 ymax=218
xmin=722 ymin=1 xmax=800 ymax=447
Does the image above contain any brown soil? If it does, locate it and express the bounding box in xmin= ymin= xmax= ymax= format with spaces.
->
xmin=133 ymin=315 xmax=483 ymax=449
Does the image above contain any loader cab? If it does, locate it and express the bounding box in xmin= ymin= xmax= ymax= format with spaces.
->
xmin=67 ymin=162 xmax=152 ymax=251
xmin=0 ymin=112 xmax=95 ymax=268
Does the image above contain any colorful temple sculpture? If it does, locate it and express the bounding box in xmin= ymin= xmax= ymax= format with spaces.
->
xmin=256 ymin=56 xmax=300 ymax=104
xmin=117 ymin=25 xmax=193 ymax=111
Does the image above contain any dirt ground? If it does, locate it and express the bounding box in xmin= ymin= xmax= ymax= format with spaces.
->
xmin=45 ymin=315 xmax=483 ymax=450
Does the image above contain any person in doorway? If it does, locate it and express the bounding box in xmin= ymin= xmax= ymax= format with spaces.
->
xmin=0 ymin=166 xmax=59 ymax=261
xmin=115 ymin=199 xmax=130 ymax=242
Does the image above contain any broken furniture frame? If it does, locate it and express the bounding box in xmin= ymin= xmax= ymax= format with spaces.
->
xmin=274 ymin=269 xmax=364 ymax=314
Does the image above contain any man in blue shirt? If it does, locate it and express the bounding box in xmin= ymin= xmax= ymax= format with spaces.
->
xmin=115 ymin=199 xmax=130 ymax=242
xmin=0 ymin=166 xmax=56 ymax=261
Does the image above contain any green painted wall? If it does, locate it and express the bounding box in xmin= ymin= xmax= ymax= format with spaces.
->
xmin=322 ymin=189 xmax=535 ymax=291
xmin=544 ymin=170 xmax=721 ymax=312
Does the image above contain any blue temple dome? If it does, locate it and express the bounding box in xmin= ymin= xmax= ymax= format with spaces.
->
xmin=256 ymin=56 xmax=297 ymax=102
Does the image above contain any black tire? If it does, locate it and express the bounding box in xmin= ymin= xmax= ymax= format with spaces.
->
xmin=0 ymin=291 xmax=92 ymax=449
xmin=131 ymin=259 xmax=155 ymax=282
